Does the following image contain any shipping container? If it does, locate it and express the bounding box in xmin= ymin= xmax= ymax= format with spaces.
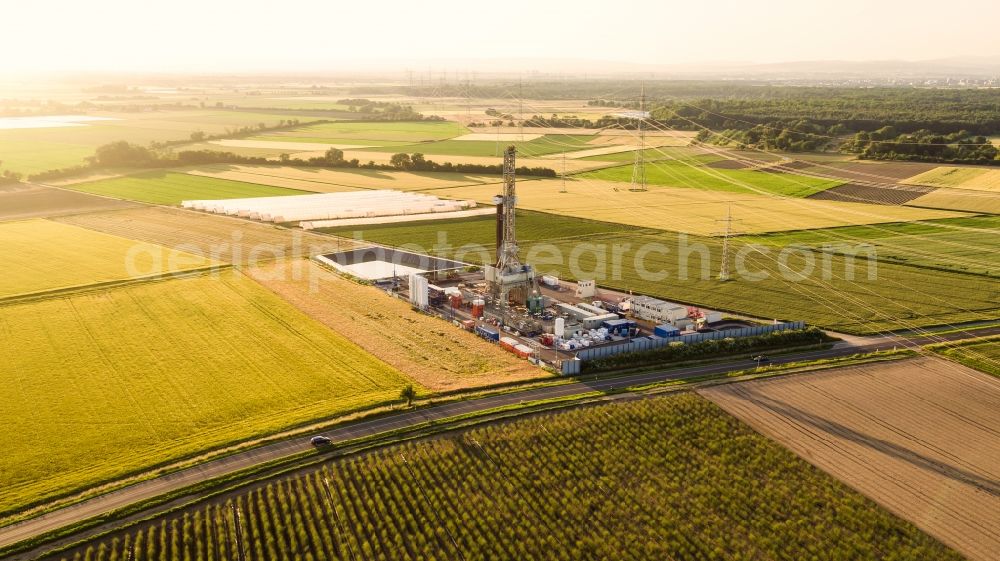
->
xmin=654 ymin=324 xmax=681 ymax=338
xmin=602 ymin=318 xmax=637 ymax=335
xmin=513 ymin=344 xmax=533 ymax=359
xmin=461 ymin=319 xmax=476 ymax=331
xmin=541 ymin=275 xmax=560 ymax=288
xmin=475 ymin=325 xmax=500 ymax=342
xmin=500 ymin=336 xmax=519 ymax=351
xmin=577 ymin=302 xmax=606 ymax=315
xmin=583 ymin=313 xmax=619 ymax=330
xmin=471 ymin=298 xmax=485 ymax=318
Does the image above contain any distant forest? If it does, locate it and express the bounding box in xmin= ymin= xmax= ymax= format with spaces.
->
xmin=369 ymin=81 xmax=1000 ymax=163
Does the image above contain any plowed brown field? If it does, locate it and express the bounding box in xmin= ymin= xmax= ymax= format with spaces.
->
xmin=699 ymin=357 xmax=1000 ymax=561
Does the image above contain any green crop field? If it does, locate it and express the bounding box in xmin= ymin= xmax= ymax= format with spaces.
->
xmin=320 ymin=209 xmax=633 ymax=243
xmin=0 ymin=110 xmax=313 ymax=175
xmin=933 ymin=337 xmax=1000 ymax=377
xmin=578 ymin=159 xmax=843 ymax=197
xmin=52 ymin=394 xmax=961 ymax=561
xmin=362 ymin=134 xmax=596 ymax=158
xmin=327 ymin=211 xmax=1000 ymax=334
xmin=580 ymin=146 xmax=719 ymax=163
xmin=0 ymin=272 xmax=415 ymax=515
xmin=255 ymin=120 xmax=466 ymax=144
xmin=66 ymin=170 xmax=308 ymax=204
xmin=0 ymin=219 xmax=215 ymax=299
xmin=745 ymin=215 xmax=1000 ymax=276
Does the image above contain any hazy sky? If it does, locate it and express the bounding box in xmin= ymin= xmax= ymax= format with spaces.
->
xmin=7 ymin=0 xmax=1000 ymax=73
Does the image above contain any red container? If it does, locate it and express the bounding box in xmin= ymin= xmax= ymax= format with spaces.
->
xmin=449 ymin=294 xmax=463 ymax=308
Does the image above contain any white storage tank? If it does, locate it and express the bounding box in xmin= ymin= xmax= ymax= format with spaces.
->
xmin=554 ymin=317 xmax=565 ymax=338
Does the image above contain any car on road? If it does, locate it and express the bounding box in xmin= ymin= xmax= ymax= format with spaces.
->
xmin=752 ymin=355 xmax=771 ymax=363
xmin=310 ymin=435 xmax=332 ymax=446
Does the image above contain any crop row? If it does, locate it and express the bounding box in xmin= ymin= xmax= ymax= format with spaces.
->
xmin=56 ymin=394 xmax=959 ymax=561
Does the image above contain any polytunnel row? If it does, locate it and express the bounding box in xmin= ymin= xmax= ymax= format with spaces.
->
xmin=181 ymin=190 xmax=476 ymax=224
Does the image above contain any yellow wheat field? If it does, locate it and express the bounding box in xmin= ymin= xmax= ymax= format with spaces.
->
xmin=0 ymin=272 xmax=414 ymax=514
xmin=904 ymin=166 xmax=1000 ymax=192
xmin=906 ymin=187 xmax=1000 ymax=214
xmin=0 ymin=218 xmax=215 ymax=298
xmin=430 ymin=178 xmax=967 ymax=235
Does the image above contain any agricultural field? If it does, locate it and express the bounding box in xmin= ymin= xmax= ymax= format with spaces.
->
xmin=580 ymin=145 xmax=716 ymax=163
xmin=701 ymin=357 xmax=1000 ymax=561
xmin=932 ymin=336 xmax=1000 ymax=377
xmin=248 ymin=260 xmax=544 ymax=391
xmin=0 ymin=110 xmax=312 ymax=174
xmin=328 ymin=211 xmax=1000 ymax=334
xmin=744 ymin=214 xmax=1000 ymax=276
xmin=53 ymin=207 xmax=355 ymax=265
xmin=802 ymin=160 xmax=940 ymax=182
xmin=0 ymin=272 xmax=415 ymax=515
xmin=361 ymin=134 xmax=596 ymax=158
xmin=903 ymin=165 xmax=1000 ymax=191
xmin=0 ymin=182 xmax=137 ymax=222
xmin=186 ymin=164 xmax=501 ymax=193
xmin=806 ymin=183 xmax=935 ymax=205
xmin=251 ymin=120 xmax=466 ymax=145
xmin=322 ymin=149 xmax=609 ymax=173
xmin=318 ymin=210 xmax=634 ymax=245
xmin=0 ymin=219 xmax=215 ymax=299
xmin=50 ymin=394 xmax=962 ymax=561
xmin=579 ymin=159 xmax=843 ymax=197
xmin=66 ymin=170 xmax=308 ymax=205
xmin=429 ymin=178 xmax=967 ymax=235
xmin=905 ymin=187 xmax=1000 ymax=214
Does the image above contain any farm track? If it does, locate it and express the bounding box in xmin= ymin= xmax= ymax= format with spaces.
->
xmin=3 ymin=325 xmax=1000 ymax=558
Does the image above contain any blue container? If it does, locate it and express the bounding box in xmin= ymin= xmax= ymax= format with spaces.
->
xmin=654 ymin=324 xmax=680 ymax=338
xmin=475 ymin=325 xmax=500 ymax=342
xmin=602 ymin=318 xmax=636 ymax=335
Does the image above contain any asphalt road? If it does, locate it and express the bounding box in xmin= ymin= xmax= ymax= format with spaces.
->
xmin=2 ymin=326 xmax=997 ymax=551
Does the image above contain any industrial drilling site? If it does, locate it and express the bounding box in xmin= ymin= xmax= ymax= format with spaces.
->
xmin=316 ymin=146 xmax=804 ymax=375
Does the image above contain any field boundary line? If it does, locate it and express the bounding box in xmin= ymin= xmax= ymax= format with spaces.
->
xmin=0 ymin=265 xmax=230 ymax=307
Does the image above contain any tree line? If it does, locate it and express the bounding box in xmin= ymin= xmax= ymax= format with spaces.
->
xmin=28 ymin=142 xmax=556 ymax=182
xmin=336 ymin=98 xmax=443 ymax=121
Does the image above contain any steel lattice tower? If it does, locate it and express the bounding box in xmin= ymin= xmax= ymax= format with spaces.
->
xmin=496 ymin=145 xmax=521 ymax=272
xmin=715 ymin=204 xmax=742 ymax=281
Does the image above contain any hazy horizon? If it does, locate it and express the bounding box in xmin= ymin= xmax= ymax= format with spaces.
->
xmin=7 ymin=0 xmax=1000 ymax=75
